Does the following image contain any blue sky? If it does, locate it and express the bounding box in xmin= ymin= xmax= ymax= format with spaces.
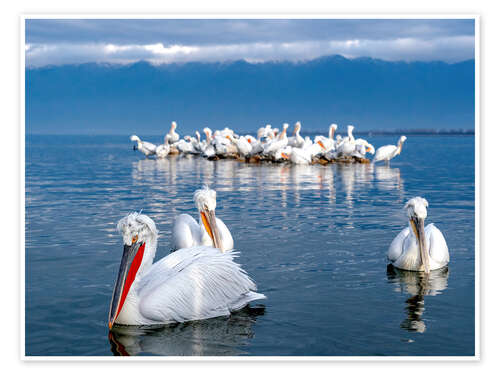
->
xmin=25 ymin=18 xmax=475 ymax=67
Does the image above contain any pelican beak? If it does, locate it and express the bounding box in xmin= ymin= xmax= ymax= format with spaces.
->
xmin=281 ymin=152 xmax=289 ymax=159
xmin=200 ymin=209 xmax=223 ymax=251
xmin=108 ymin=241 xmax=145 ymax=330
xmin=318 ymin=141 xmax=326 ymax=150
xmin=410 ymin=217 xmax=430 ymax=273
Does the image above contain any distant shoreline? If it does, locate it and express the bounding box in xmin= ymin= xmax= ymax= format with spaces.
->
xmin=26 ymin=129 xmax=475 ymax=137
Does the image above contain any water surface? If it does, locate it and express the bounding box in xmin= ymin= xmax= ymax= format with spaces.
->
xmin=25 ymin=134 xmax=475 ymax=356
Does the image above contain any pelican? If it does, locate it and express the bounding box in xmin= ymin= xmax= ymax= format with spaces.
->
xmin=164 ymin=121 xmax=180 ymax=144
xmin=314 ymin=124 xmax=338 ymax=153
xmin=387 ymin=197 xmax=449 ymax=273
xmin=130 ymin=135 xmax=157 ymax=158
xmin=227 ymin=134 xmax=253 ymax=158
xmin=108 ymin=212 xmax=265 ymax=328
xmin=336 ymin=125 xmax=356 ymax=157
xmin=288 ymin=121 xmax=305 ymax=148
xmin=373 ymin=136 xmax=407 ymax=164
xmin=263 ymin=123 xmax=289 ymax=155
xmin=173 ymin=187 xmax=234 ymax=252
xmin=155 ymin=143 xmax=170 ymax=159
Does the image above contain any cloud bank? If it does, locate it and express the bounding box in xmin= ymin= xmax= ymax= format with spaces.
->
xmin=25 ymin=19 xmax=475 ymax=67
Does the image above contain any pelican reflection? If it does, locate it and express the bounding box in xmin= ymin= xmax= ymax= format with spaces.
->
xmin=386 ymin=264 xmax=449 ymax=333
xmin=375 ymin=165 xmax=404 ymax=192
xmin=108 ymin=305 xmax=265 ymax=356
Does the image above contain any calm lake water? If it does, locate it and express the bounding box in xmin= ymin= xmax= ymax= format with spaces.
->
xmin=25 ymin=134 xmax=475 ymax=356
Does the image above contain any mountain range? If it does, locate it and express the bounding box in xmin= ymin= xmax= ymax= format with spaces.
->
xmin=25 ymin=55 xmax=475 ymax=135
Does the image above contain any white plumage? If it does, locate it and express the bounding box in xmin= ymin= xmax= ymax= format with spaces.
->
xmin=155 ymin=144 xmax=170 ymax=158
xmin=109 ymin=212 xmax=265 ymax=328
xmin=172 ymin=187 xmax=234 ymax=252
xmin=373 ymin=135 xmax=407 ymax=163
xmin=387 ymin=197 xmax=449 ymax=272
xmin=164 ymin=121 xmax=180 ymax=144
xmin=130 ymin=135 xmax=157 ymax=158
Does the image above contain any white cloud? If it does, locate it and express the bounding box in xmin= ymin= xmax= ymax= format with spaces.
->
xmin=26 ymin=36 xmax=474 ymax=67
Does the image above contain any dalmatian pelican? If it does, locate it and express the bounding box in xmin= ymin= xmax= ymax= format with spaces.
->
xmin=387 ymin=197 xmax=449 ymax=273
xmin=172 ymin=187 xmax=234 ymax=252
xmin=373 ymin=136 xmax=407 ymax=164
xmin=164 ymin=121 xmax=180 ymax=144
xmin=108 ymin=212 xmax=265 ymax=328
xmin=130 ymin=135 xmax=157 ymax=158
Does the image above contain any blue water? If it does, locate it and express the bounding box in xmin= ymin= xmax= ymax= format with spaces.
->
xmin=25 ymin=134 xmax=475 ymax=356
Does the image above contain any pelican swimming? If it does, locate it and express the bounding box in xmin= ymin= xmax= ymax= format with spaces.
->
xmin=108 ymin=212 xmax=265 ymax=328
xmin=373 ymin=136 xmax=407 ymax=164
xmin=130 ymin=135 xmax=157 ymax=158
xmin=164 ymin=121 xmax=180 ymax=145
xmin=172 ymin=187 xmax=234 ymax=252
xmin=387 ymin=197 xmax=449 ymax=273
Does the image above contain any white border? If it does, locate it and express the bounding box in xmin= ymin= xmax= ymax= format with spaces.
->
xmin=20 ymin=14 xmax=480 ymax=361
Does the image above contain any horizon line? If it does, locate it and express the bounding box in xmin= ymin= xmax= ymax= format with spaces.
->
xmin=25 ymin=54 xmax=476 ymax=70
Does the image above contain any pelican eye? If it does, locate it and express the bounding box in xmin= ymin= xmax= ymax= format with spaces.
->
xmin=132 ymin=235 xmax=138 ymax=244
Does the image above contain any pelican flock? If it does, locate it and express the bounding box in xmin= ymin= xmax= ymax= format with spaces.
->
xmin=109 ymin=122 xmax=455 ymax=332
xmin=129 ymin=121 xmax=406 ymax=165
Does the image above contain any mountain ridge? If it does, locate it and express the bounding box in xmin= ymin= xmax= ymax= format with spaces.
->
xmin=26 ymin=55 xmax=475 ymax=135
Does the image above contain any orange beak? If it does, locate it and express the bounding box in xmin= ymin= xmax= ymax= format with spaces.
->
xmin=318 ymin=141 xmax=326 ymax=150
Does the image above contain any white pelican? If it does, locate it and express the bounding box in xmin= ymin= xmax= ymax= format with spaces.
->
xmin=227 ymin=134 xmax=253 ymax=158
xmin=263 ymin=123 xmax=289 ymax=155
xmin=175 ymin=136 xmax=197 ymax=154
xmin=335 ymin=125 xmax=356 ymax=157
xmin=164 ymin=121 xmax=180 ymax=144
xmin=314 ymin=124 xmax=338 ymax=153
xmin=130 ymin=135 xmax=157 ymax=158
xmin=173 ymin=187 xmax=234 ymax=252
xmin=373 ymin=136 xmax=407 ymax=164
xmin=155 ymin=143 xmax=170 ymax=159
xmin=288 ymin=121 xmax=305 ymax=148
xmin=108 ymin=212 xmax=265 ymax=328
xmin=387 ymin=197 xmax=449 ymax=273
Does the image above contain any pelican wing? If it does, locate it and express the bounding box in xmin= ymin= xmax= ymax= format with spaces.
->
xmin=172 ymin=214 xmax=202 ymax=250
xmin=426 ymin=224 xmax=450 ymax=267
xmin=387 ymin=226 xmax=410 ymax=262
xmin=137 ymin=246 xmax=265 ymax=324
xmin=142 ymin=141 xmax=157 ymax=154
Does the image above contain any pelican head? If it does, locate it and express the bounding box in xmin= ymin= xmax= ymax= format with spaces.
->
xmin=171 ymin=121 xmax=177 ymax=130
xmin=194 ymin=187 xmax=223 ymax=251
xmin=130 ymin=135 xmax=140 ymax=142
xmin=405 ymin=197 xmax=430 ymax=273
xmin=109 ymin=213 xmax=158 ymax=330
xmin=399 ymin=135 xmax=407 ymax=144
